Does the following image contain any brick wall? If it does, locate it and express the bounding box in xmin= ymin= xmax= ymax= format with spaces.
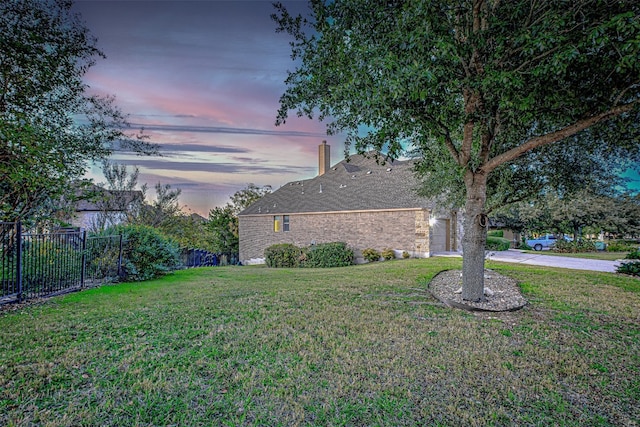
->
xmin=239 ymin=208 xmax=448 ymax=263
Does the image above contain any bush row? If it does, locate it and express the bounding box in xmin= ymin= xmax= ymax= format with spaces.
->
xmin=606 ymin=240 xmax=640 ymax=252
xmin=487 ymin=230 xmax=504 ymax=238
xmin=486 ymin=236 xmax=510 ymax=251
xmin=265 ymin=242 xmax=354 ymax=268
xmin=552 ymin=239 xmax=597 ymax=253
xmin=361 ymin=248 xmax=411 ymax=263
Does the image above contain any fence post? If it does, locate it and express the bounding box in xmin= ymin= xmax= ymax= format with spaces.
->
xmin=80 ymin=229 xmax=87 ymax=288
xmin=16 ymin=221 xmax=23 ymax=303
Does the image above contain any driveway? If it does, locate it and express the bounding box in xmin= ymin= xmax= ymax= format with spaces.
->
xmin=486 ymin=249 xmax=619 ymax=273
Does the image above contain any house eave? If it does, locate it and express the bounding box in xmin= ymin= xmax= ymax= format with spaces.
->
xmin=239 ymin=206 xmax=434 ymax=218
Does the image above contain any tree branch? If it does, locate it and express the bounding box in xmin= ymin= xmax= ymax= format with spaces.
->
xmin=424 ymin=113 xmax=462 ymax=164
xmin=443 ymin=129 xmax=461 ymax=164
xmin=613 ymin=83 xmax=638 ymax=106
xmin=483 ymin=101 xmax=639 ymax=173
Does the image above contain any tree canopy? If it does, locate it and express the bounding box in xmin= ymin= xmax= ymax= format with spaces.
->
xmin=495 ymin=190 xmax=640 ymax=240
xmin=0 ymin=0 xmax=156 ymax=224
xmin=273 ymin=0 xmax=640 ymax=301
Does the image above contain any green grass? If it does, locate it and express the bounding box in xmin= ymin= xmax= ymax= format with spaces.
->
xmin=1 ymin=258 xmax=638 ymax=426
xmin=520 ymin=250 xmax=628 ymax=261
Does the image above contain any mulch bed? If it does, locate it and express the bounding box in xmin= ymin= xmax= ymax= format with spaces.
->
xmin=429 ymin=269 xmax=528 ymax=312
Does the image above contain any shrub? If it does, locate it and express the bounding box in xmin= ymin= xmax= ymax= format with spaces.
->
xmin=402 ymin=251 xmax=410 ymax=259
xmin=625 ymin=249 xmax=640 ymax=260
xmin=552 ymin=239 xmax=596 ymax=253
xmin=264 ymin=243 xmax=302 ymax=268
xmin=108 ymin=225 xmax=182 ymax=281
xmin=617 ymin=260 xmax=640 ymax=276
xmin=303 ymin=242 xmax=354 ymax=268
xmin=362 ymin=248 xmax=381 ymax=263
xmin=487 ymin=229 xmax=504 ymax=238
xmin=85 ymin=235 xmax=122 ymax=280
xmin=516 ymin=236 xmax=532 ymax=250
xmin=381 ymin=248 xmax=395 ymax=260
xmin=486 ymin=236 xmax=510 ymax=251
xmin=606 ymin=240 xmax=639 ymax=252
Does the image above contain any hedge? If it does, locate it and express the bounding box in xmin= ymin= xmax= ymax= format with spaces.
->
xmin=486 ymin=236 xmax=510 ymax=251
xmin=303 ymin=242 xmax=354 ymax=268
xmin=264 ymin=243 xmax=302 ymax=268
xmin=265 ymin=242 xmax=354 ymax=268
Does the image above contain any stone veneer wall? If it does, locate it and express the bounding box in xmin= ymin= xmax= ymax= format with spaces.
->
xmin=239 ymin=209 xmax=433 ymax=263
xmin=414 ymin=210 xmax=430 ymax=255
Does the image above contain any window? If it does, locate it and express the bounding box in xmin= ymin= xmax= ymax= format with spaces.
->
xmin=274 ymin=215 xmax=281 ymax=232
xmin=283 ymin=215 xmax=290 ymax=232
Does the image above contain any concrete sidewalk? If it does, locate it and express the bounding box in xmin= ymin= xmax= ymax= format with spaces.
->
xmin=485 ymin=249 xmax=619 ymax=273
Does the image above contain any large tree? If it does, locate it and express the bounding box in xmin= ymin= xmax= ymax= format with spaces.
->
xmin=0 ymin=0 xmax=155 ymax=225
xmin=273 ymin=0 xmax=640 ymax=301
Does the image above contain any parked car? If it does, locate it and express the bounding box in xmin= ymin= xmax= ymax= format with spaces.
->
xmin=526 ymin=234 xmax=572 ymax=251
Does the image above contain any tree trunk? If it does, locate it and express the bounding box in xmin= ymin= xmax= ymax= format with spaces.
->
xmin=462 ymin=171 xmax=488 ymax=302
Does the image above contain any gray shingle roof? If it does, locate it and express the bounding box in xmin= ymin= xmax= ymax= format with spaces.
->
xmin=239 ymin=153 xmax=433 ymax=216
xmin=74 ymin=184 xmax=143 ymax=212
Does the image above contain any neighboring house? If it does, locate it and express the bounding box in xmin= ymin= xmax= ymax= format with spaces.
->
xmin=69 ymin=184 xmax=143 ymax=230
xmin=238 ymin=141 xmax=462 ymax=264
xmin=488 ymin=218 xmax=521 ymax=248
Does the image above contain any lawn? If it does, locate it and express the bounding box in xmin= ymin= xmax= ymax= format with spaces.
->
xmin=1 ymin=258 xmax=638 ymax=426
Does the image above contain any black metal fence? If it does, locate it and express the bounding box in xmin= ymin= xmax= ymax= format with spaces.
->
xmin=181 ymin=248 xmax=239 ymax=267
xmin=0 ymin=222 xmax=20 ymax=303
xmin=1 ymin=222 xmax=124 ymax=304
xmin=1 ymin=221 xmax=241 ymax=305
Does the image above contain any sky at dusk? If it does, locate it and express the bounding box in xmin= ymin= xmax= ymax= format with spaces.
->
xmin=73 ymin=0 xmax=345 ymax=216
xmin=73 ymin=1 xmax=638 ymax=216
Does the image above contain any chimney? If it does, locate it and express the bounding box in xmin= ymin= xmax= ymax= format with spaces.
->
xmin=319 ymin=140 xmax=330 ymax=176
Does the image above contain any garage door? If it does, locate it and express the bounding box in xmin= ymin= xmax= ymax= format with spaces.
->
xmin=431 ymin=219 xmax=450 ymax=253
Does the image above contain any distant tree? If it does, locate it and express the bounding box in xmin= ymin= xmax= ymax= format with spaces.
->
xmin=86 ymin=161 xmax=144 ymax=231
xmin=165 ymin=213 xmax=211 ymax=250
xmin=208 ymin=205 xmax=239 ymax=254
xmin=273 ymin=0 xmax=640 ymax=301
xmin=102 ymin=161 xmax=142 ymax=199
xmin=616 ymin=194 xmax=640 ymax=238
xmin=547 ymin=191 xmax=613 ymax=239
xmin=497 ymin=190 xmax=640 ymax=240
xmin=562 ymin=192 xmax=640 ymax=239
xmin=208 ymin=184 xmax=272 ymax=253
xmin=136 ymin=183 xmax=182 ymax=229
xmin=0 ymin=0 xmax=156 ymax=225
xmin=230 ymin=183 xmax=273 ymax=214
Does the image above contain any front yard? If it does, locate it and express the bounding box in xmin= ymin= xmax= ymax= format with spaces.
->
xmin=1 ymin=258 xmax=638 ymax=426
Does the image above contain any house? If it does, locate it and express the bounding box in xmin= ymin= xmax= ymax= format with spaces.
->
xmin=238 ymin=141 xmax=462 ymax=264
xmin=69 ymin=184 xmax=143 ymax=230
